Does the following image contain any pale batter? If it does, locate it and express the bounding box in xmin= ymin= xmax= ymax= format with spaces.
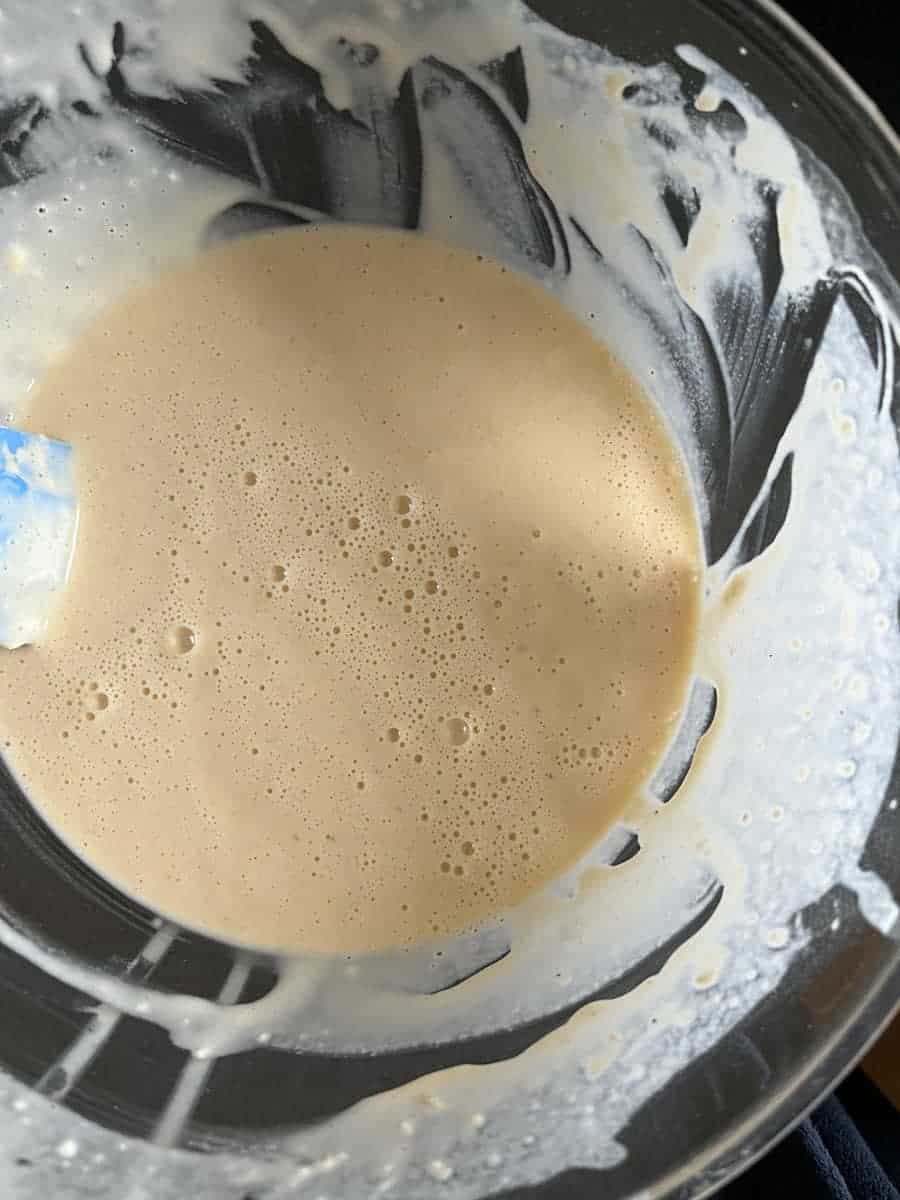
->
xmin=0 ymin=226 xmax=701 ymax=953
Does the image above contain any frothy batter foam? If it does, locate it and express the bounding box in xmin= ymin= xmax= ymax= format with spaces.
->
xmin=0 ymin=226 xmax=701 ymax=953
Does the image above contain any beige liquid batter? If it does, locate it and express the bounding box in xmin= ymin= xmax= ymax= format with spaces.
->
xmin=0 ymin=227 xmax=702 ymax=953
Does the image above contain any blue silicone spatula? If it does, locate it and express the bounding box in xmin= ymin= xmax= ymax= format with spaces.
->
xmin=0 ymin=427 xmax=78 ymax=650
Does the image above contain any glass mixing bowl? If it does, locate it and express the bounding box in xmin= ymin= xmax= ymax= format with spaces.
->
xmin=1 ymin=1 xmax=898 ymax=1197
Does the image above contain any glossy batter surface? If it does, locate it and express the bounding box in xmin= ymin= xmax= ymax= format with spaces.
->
xmin=0 ymin=227 xmax=701 ymax=952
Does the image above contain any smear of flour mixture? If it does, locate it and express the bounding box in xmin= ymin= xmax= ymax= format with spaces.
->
xmin=0 ymin=2 xmax=898 ymax=1199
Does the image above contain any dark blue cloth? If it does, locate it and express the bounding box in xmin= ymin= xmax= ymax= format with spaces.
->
xmin=723 ymin=1072 xmax=900 ymax=1199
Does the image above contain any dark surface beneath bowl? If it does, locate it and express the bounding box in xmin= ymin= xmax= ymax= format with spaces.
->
xmin=781 ymin=0 xmax=898 ymax=125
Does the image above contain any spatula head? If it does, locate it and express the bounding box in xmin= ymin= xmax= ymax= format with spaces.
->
xmin=0 ymin=427 xmax=78 ymax=650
